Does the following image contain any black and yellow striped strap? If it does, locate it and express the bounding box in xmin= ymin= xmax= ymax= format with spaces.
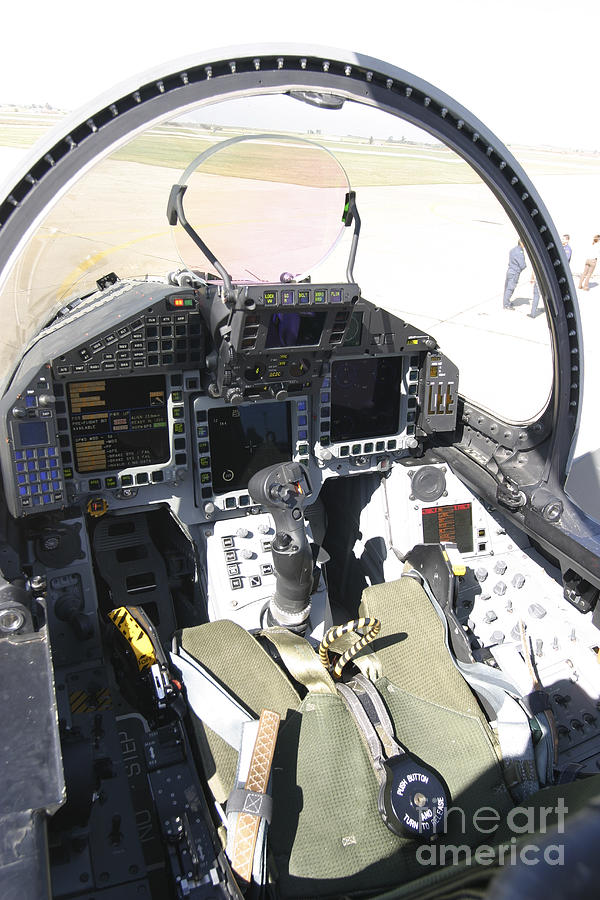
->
xmin=319 ymin=617 xmax=381 ymax=679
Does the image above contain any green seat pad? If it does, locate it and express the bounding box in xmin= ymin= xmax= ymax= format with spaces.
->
xmin=179 ymin=619 xmax=301 ymax=801
xmin=180 ymin=578 xmax=514 ymax=896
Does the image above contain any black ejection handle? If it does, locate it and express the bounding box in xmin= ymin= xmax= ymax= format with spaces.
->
xmin=248 ymin=462 xmax=315 ymax=627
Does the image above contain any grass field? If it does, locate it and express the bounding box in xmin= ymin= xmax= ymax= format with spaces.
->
xmin=108 ymin=127 xmax=480 ymax=187
xmin=2 ymin=111 xmax=600 ymax=188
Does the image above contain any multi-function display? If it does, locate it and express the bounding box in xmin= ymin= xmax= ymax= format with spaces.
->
xmin=67 ymin=376 xmax=170 ymax=474
xmin=421 ymin=503 xmax=474 ymax=554
xmin=330 ymin=356 xmax=403 ymax=442
xmin=208 ymin=402 xmax=292 ymax=494
xmin=265 ymin=311 xmax=327 ymax=349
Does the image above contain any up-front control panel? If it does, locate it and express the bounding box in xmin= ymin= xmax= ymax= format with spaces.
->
xmin=207 ymin=282 xmax=360 ymax=403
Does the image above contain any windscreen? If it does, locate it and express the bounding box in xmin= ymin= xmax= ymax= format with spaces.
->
xmin=0 ymin=93 xmax=562 ymax=423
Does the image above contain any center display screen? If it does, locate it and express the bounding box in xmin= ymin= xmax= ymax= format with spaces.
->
xmin=265 ymin=311 xmax=327 ymax=349
xmin=330 ymin=356 xmax=403 ymax=442
xmin=67 ymin=375 xmax=170 ymax=474
xmin=208 ymin=402 xmax=292 ymax=494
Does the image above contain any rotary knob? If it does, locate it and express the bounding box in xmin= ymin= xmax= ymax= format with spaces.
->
xmin=226 ymin=388 xmax=243 ymax=404
xmin=315 ymin=446 xmax=332 ymax=464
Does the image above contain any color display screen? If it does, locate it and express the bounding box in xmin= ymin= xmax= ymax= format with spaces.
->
xmin=208 ymin=402 xmax=291 ymax=494
xmin=422 ymin=503 xmax=474 ymax=553
xmin=330 ymin=356 xmax=403 ymax=441
xmin=265 ymin=311 xmax=327 ymax=348
xmin=67 ymin=376 xmax=170 ymax=474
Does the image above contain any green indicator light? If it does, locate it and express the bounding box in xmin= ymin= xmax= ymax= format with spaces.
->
xmin=174 ymin=422 xmax=184 ymax=434
xmin=153 ymin=420 xmax=167 ymax=428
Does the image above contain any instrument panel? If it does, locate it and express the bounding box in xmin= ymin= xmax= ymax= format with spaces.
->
xmin=0 ymin=279 xmax=459 ymax=521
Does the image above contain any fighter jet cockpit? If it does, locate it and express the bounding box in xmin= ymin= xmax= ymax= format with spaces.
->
xmin=1 ymin=46 xmax=600 ymax=900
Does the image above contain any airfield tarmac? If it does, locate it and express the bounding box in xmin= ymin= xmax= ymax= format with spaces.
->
xmin=1 ymin=141 xmax=599 ymax=518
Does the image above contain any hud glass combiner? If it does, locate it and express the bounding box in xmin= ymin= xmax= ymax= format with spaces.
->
xmin=167 ymin=133 xmax=361 ymax=291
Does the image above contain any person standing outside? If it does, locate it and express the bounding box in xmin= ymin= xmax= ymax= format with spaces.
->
xmin=579 ymin=234 xmax=600 ymax=291
xmin=503 ymin=240 xmax=526 ymax=309
xmin=529 ymin=275 xmax=541 ymax=318
xmin=562 ymin=234 xmax=572 ymax=263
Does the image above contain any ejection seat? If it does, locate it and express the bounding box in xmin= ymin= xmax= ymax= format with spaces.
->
xmin=175 ymin=572 xmax=522 ymax=897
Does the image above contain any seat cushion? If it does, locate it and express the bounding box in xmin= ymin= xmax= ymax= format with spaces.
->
xmin=179 ymin=619 xmax=301 ymax=802
xmin=180 ymin=578 xmax=514 ymax=897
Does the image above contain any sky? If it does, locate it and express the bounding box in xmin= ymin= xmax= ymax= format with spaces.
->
xmin=1 ymin=0 xmax=599 ymax=150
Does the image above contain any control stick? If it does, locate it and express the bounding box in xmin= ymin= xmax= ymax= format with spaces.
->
xmin=248 ymin=462 xmax=315 ymax=629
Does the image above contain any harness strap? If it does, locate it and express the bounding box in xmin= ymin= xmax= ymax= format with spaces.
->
xmin=260 ymin=627 xmax=336 ymax=694
xmin=348 ymin=673 xmax=404 ymax=760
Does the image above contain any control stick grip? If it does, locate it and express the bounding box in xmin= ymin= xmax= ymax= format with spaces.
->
xmin=248 ymin=462 xmax=315 ymax=626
